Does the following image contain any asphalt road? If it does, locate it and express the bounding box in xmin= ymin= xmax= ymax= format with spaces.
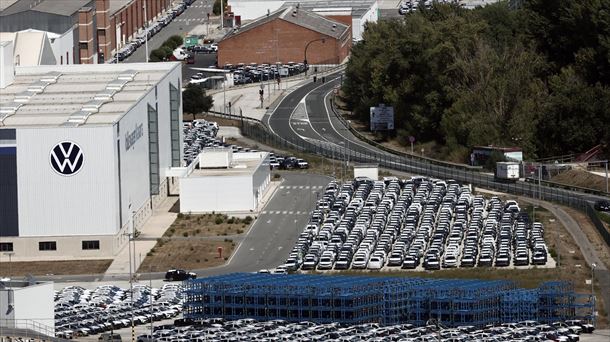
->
xmin=38 ymin=173 xmax=329 ymax=284
xmin=123 ymin=0 xmax=214 ymax=64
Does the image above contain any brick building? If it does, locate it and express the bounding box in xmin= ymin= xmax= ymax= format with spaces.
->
xmin=96 ymin=0 xmax=172 ymax=63
xmin=0 ymin=0 xmax=171 ymax=64
xmin=218 ymin=6 xmax=351 ymax=67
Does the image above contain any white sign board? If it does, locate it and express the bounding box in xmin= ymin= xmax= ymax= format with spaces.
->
xmin=370 ymin=104 xmax=394 ymax=131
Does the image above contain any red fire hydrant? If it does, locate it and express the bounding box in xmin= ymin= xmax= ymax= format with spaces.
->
xmin=217 ymin=246 xmax=223 ymax=259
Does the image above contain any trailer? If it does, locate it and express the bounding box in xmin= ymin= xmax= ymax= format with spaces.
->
xmin=496 ymin=162 xmax=520 ymax=182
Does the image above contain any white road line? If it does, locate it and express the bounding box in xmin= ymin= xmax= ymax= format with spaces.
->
xmin=282 ymin=211 xmax=288 ymax=215
xmin=280 ymin=186 xmax=285 ymax=189
xmin=289 ymin=211 xmax=294 ymax=214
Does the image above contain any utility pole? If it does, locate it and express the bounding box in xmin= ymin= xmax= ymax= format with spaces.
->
xmin=149 ymin=264 xmax=154 ymax=340
xmin=220 ymin=0 xmax=224 ymax=29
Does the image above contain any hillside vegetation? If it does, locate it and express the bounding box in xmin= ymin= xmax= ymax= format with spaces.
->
xmin=342 ymin=0 xmax=610 ymax=162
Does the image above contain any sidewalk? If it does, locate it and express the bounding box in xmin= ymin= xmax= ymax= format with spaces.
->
xmin=102 ymin=196 xmax=178 ymax=280
xmin=208 ymin=66 xmax=343 ymax=121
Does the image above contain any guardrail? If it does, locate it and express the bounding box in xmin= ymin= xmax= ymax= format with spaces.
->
xmin=0 ymin=319 xmax=59 ymax=340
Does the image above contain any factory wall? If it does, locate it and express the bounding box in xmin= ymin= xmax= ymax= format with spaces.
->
xmin=12 ymin=282 xmax=55 ymax=331
xmin=16 ymin=126 xmax=118 ymax=237
xmin=180 ymin=175 xmax=253 ymax=213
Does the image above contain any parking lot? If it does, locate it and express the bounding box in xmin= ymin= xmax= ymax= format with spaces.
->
xmin=282 ymin=176 xmax=553 ymax=273
xmin=54 ymin=283 xmax=183 ymax=339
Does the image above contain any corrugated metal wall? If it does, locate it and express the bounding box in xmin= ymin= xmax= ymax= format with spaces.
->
xmin=16 ymin=126 xmax=118 ymax=236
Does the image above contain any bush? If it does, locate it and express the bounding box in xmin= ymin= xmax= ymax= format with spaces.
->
xmin=147 ymin=251 xmax=154 ymax=257
xmin=244 ymin=216 xmax=253 ymax=224
xmin=182 ymin=232 xmax=189 ymax=237
xmin=227 ymin=217 xmax=235 ymax=224
xmin=215 ymin=217 xmax=224 ymax=224
xmin=213 ymin=0 xmax=227 ymax=15
xmin=177 ymin=213 xmax=184 ymax=219
xmin=195 ymin=228 xmax=201 ymax=234
xmin=237 ymin=229 xmax=243 ymax=234
xmin=168 ymin=35 xmax=184 ymax=47
xmin=150 ymin=48 xmax=166 ymax=62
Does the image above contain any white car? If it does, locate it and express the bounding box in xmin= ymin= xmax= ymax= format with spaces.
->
xmin=367 ymin=256 xmax=384 ymax=270
xmin=296 ymin=158 xmax=309 ymax=169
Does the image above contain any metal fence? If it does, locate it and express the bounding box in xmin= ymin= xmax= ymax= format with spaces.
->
xmin=243 ymin=121 xmax=588 ymax=206
xmin=0 ymin=319 xmax=58 ymax=340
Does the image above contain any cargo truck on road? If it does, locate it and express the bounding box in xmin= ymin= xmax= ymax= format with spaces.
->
xmin=495 ymin=162 xmax=520 ymax=182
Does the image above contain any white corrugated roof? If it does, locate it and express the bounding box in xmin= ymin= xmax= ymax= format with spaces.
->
xmin=0 ymin=62 xmax=181 ymax=128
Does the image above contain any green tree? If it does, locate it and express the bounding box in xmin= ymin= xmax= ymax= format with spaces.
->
xmin=213 ymin=0 xmax=228 ymax=15
xmin=182 ymin=84 xmax=214 ymax=114
xmin=167 ymin=35 xmax=184 ymax=48
xmin=150 ymin=48 xmax=165 ymax=62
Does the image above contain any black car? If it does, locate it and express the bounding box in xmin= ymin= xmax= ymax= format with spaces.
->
xmin=594 ymin=200 xmax=610 ymax=212
xmin=164 ymin=269 xmax=196 ymax=281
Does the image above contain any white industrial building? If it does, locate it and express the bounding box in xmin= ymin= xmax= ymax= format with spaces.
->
xmin=0 ymin=41 xmax=183 ymax=260
xmin=0 ymin=280 xmax=55 ymax=335
xmin=353 ymin=163 xmax=378 ymax=180
xmin=229 ymin=0 xmax=378 ymax=41
xmin=180 ymin=149 xmax=271 ymax=213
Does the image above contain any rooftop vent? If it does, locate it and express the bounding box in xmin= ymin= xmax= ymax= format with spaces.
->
xmin=39 ymin=71 xmax=61 ymax=83
xmin=81 ymin=99 xmax=108 ymax=113
xmin=27 ymin=81 xmax=52 ymax=93
xmin=106 ymin=79 xmax=130 ymax=91
xmin=94 ymin=89 xmax=118 ymax=101
xmin=117 ymin=69 xmax=138 ymax=81
xmin=13 ymin=91 xmax=37 ymax=103
xmin=62 ymin=110 xmax=93 ymax=127
xmin=0 ymin=102 xmax=23 ymax=125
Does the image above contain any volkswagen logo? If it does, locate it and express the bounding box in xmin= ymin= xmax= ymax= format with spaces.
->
xmin=50 ymin=141 xmax=84 ymax=176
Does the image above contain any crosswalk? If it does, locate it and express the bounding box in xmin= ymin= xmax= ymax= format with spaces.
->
xmin=261 ymin=210 xmax=309 ymax=215
xmin=279 ymin=185 xmax=324 ymax=190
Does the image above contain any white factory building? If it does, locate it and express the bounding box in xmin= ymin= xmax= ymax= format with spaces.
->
xmin=0 ymin=280 xmax=55 ymax=335
xmin=0 ymin=41 xmax=183 ymax=260
xmin=179 ymin=149 xmax=271 ymax=213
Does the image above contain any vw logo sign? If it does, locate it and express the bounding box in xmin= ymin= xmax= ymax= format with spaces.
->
xmin=50 ymin=141 xmax=84 ymax=176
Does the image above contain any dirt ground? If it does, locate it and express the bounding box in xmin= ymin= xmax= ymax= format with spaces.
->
xmin=0 ymin=260 xmax=112 ymax=277
xmin=551 ymin=169 xmax=609 ymax=193
xmin=137 ymin=213 xmax=254 ymax=273
xmin=137 ymin=239 xmax=235 ymax=273
xmin=564 ymin=207 xmax=610 ymax=270
xmin=164 ymin=213 xmax=253 ymax=238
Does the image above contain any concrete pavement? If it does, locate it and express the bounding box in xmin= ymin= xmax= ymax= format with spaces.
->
xmin=103 ymin=196 xmax=179 ymax=281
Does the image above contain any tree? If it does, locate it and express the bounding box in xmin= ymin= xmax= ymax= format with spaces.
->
xmin=168 ymin=35 xmax=184 ymax=47
xmin=182 ymin=84 xmax=214 ymax=114
xmin=213 ymin=0 xmax=228 ymax=15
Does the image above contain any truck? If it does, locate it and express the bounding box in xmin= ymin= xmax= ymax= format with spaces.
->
xmin=495 ymin=162 xmax=520 ymax=182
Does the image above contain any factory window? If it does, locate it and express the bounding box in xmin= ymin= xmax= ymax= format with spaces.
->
xmin=148 ymin=104 xmax=160 ymax=195
xmin=169 ymin=83 xmax=181 ymax=167
xmin=39 ymin=241 xmax=57 ymax=251
xmin=0 ymin=243 xmax=13 ymax=252
xmin=82 ymin=240 xmax=100 ymax=250
xmin=79 ymin=42 xmax=88 ymax=50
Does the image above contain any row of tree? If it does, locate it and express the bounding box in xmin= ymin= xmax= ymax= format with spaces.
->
xmin=342 ymin=0 xmax=610 ymax=161
xmin=149 ymin=35 xmax=184 ymax=62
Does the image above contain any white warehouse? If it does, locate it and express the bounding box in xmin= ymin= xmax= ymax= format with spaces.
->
xmin=0 ymin=43 xmax=183 ymax=260
xmin=180 ymin=149 xmax=270 ymax=213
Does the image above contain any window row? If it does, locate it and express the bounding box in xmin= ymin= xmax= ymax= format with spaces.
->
xmin=0 ymin=240 xmax=100 ymax=252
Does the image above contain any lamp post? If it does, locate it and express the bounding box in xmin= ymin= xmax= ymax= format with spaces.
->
xmin=304 ymin=38 xmax=326 ymax=77
xmin=591 ymin=263 xmax=596 ymax=295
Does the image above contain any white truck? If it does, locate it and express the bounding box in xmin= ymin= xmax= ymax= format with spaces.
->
xmin=495 ymin=162 xmax=520 ymax=182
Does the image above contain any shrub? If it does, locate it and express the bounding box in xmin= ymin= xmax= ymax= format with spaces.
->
xmin=147 ymin=251 xmax=154 ymax=256
xmin=204 ymin=258 xmax=209 ymax=262
xmin=182 ymin=232 xmax=189 ymax=237
xmin=227 ymin=217 xmax=235 ymax=224
xmin=244 ymin=216 xmax=253 ymax=224
xmin=215 ymin=217 xmax=224 ymax=224
xmin=237 ymin=229 xmax=243 ymax=234
xmin=177 ymin=213 xmax=184 ymax=219
xmin=195 ymin=228 xmax=201 ymax=234
xmin=168 ymin=35 xmax=184 ymax=47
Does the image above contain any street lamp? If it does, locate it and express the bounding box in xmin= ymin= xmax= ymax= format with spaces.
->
xmin=591 ymin=263 xmax=596 ymax=295
xmin=304 ymin=38 xmax=326 ymax=76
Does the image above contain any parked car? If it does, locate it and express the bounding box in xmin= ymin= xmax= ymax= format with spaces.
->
xmin=594 ymin=200 xmax=610 ymax=212
xmin=164 ymin=269 xmax=196 ymax=281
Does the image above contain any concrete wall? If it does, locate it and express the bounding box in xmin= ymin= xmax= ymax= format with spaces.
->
xmin=218 ymin=18 xmax=351 ymax=66
xmin=50 ymin=28 xmax=76 ymax=65
xmin=229 ymin=1 xmax=286 ymax=20
xmin=0 ymin=41 xmax=14 ymax=88
xmin=354 ymin=166 xmax=378 ymax=180
xmin=0 ymin=282 xmax=54 ymax=332
xmin=352 ymin=0 xmax=378 ymax=41
xmin=180 ymin=174 xmax=253 ymax=213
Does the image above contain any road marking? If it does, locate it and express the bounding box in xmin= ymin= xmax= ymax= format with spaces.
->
xmin=262 ymin=211 xmax=268 ymax=214
xmin=275 ymin=211 xmax=281 ymax=214
xmin=249 ymin=247 xmax=254 ymax=251
xmin=299 ymin=186 xmax=305 ymax=189
xmin=266 ymin=219 xmax=272 ymax=224
xmin=289 ymin=211 xmax=294 ymax=214
xmin=280 ymin=186 xmax=285 ymax=189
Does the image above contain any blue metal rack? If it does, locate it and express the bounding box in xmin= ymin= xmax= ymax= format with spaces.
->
xmin=183 ymin=273 xmax=594 ymax=327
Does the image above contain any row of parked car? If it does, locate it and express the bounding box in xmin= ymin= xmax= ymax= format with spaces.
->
xmin=230 ymin=63 xmax=307 ymax=85
xmin=133 ymin=318 xmax=594 ymax=342
xmin=54 ymin=284 xmax=183 ymax=339
xmin=111 ymin=0 xmax=194 ymax=62
xmin=183 ymin=119 xmax=309 ymax=169
xmin=283 ymin=176 xmax=550 ymax=272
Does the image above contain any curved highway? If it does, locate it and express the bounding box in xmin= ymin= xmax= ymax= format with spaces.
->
xmin=265 ymin=71 xmax=610 ymax=208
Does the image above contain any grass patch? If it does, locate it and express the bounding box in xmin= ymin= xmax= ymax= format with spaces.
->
xmin=0 ymin=260 xmax=112 ymax=277
xmin=137 ymin=240 xmax=234 ymax=273
xmin=163 ymin=214 xmax=251 ymax=238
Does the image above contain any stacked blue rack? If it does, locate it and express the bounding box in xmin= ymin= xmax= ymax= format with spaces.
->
xmin=183 ymin=273 xmax=594 ymax=327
